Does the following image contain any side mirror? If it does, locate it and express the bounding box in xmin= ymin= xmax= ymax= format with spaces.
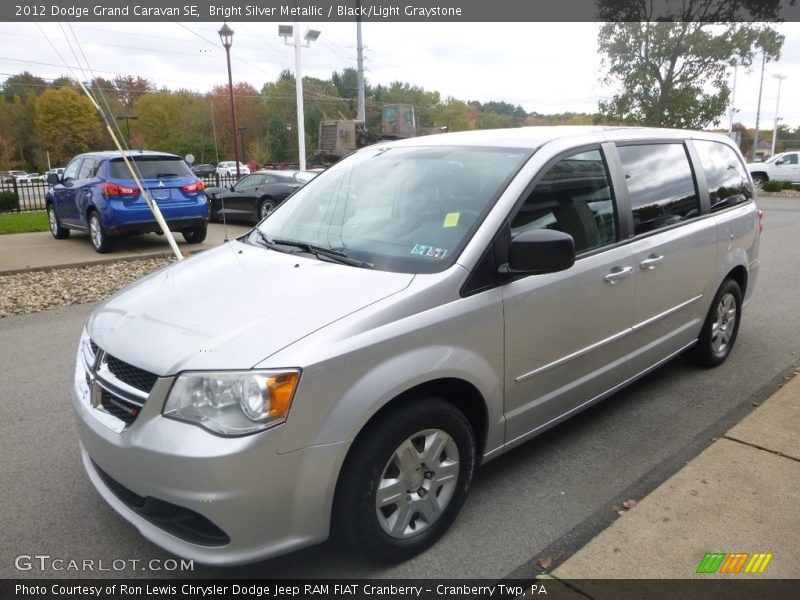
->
xmin=775 ymin=159 xmax=784 ymax=166
xmin=499 ymin=229 xmax=576 ymax=277
xmin=46 ymin=173 xmax=61 ymax=185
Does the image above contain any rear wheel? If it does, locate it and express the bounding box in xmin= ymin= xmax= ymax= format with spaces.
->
xmin=89 ymin=211 xmax=116 ymax=253
xmin=688 ymin=278 xmax=742 ymax=367
xmin=334 ymin=397 xmax=476 ymax=562
xmin=47 ymin=205 xmax=70 ymax=239
xmin=182 ymin=223 xmax=207 ymax=244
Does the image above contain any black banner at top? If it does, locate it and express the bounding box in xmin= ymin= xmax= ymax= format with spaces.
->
xmin=3 ymin=0 xmax=800 ymax=22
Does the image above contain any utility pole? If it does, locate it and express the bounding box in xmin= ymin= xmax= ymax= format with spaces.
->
xmin=771 ymin=74 xmax=787 ymax=157
xmin=728 ymin=63 xmax=738 ymax=135
xmin=356 ymin=0 xmax=366 ymax=122
xmin=752 ymin=52 xmax=766 ymax=162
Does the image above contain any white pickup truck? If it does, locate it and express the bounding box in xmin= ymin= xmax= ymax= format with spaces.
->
xmin=746 ymin=151 xmax=800 ymax=188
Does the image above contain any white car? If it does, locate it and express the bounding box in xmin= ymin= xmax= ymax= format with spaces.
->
xmin=215 ymin=161 xmax=250 ymax=178
xmin=16 ymin=172 xmax=44 ymax=185
xmin=746 ymin=151 xmax=800 ymax=188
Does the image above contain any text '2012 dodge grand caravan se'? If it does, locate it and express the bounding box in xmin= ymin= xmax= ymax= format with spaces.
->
xmin=71 ymin=127 xmax=759 ymax=565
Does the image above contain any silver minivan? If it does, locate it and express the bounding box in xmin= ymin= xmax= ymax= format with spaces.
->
xmin=71 ymin=126 xmax=760 ymax=565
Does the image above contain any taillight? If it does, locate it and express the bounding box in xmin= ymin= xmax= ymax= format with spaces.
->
xmin=102 ymin=182 xmax=139 ymax=197
xmin=758 ymin=209 xmax=764 ymax=234
xmin=181 ymin=179 xmax=205 ymax=193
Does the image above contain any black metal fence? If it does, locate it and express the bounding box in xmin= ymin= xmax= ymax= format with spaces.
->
xmin=0 ymin=175 xmax=234 ymax=213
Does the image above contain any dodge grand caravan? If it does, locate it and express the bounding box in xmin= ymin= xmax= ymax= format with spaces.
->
xmin=71 ymin=127 xmax=760 ymax=564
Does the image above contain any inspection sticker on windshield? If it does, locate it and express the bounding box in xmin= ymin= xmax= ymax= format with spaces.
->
xmin=443 ymin=212 xmax=460 ymax=228
xmin=411 ymin=244 xmax=448 ymax=259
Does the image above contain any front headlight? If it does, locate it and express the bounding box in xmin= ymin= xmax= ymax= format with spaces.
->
xmin=163 ymin=370 xmax=300 ymax=436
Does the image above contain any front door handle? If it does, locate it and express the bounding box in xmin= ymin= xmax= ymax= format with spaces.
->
xmin=640 ymin=254 xmax=664 ymax=270
xmin=604 ymin=266 xmax=633 ymax=284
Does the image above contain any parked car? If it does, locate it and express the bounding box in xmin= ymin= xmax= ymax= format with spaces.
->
xmin=46 ymin=151 xmax=208 ymax=253
xmin=1 ymin=170 xmax=26 ymax=183
xmin=16 ymin=172 xmax=45 ymax=184
xmin=191 ymin=163 xmax=216 ymax=178
xmin=216 ymin=161 xmax=250 ymax=178
xmin=206 ymin=170 xmax=308 ymax=223
xmin=746 ymin=151 xmax=800 ymax=188
xmin=71 ymin=127 xmax=759 ymax=565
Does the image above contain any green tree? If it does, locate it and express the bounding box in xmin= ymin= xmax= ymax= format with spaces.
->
xmin=597 ymin=1 xmax=784 ymax=128
xmin=432 ymin=97 xmax=472 ymax=132
xmin=265 ymin=115 xmax=290 ymax=162
xmin=35 ymin=87 xmax=101 ymax=165
xmin=2 ymin=71 xmax=47 ymax=102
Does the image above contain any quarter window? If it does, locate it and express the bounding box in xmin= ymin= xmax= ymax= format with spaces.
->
xmin=617 ymin=143 xmax=700 ymax=235
xmin=511 ymin=149 xmax=618 ymax=254
xmin=694 ymin=140 xmax=752 ymax=211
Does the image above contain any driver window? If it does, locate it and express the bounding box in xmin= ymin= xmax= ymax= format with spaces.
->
xmin=781 ymin=153 xmax=798 ymax=165
xmin=511 ymin=149 xmax=618 ymax=254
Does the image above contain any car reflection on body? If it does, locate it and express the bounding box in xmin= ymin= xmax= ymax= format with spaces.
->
xmin=206 ymin=169 xmax=319 ymax=223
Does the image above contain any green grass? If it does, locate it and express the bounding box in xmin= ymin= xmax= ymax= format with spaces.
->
xmin=0 ymin=210 xmax=49 ymax=234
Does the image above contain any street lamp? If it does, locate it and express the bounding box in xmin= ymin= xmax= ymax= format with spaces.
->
xmin=771 ymin=74 xmax=787 ymax=157
xmin=115 ymin=115 xmax=138 ymax=147
xmin=218 ymin=22 xmax=241 ymax=179
xmin=279 ymin=24 xmax=321 ymax=171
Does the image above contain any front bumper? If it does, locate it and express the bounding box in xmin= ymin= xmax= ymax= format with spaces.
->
xmin=70 ymin=334 xmax=349 ymax=566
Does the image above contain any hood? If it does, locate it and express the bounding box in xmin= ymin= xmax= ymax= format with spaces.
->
xmin=87 ymin=240 xmax=414 ymax=375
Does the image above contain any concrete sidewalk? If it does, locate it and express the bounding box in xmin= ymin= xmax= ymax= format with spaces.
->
xmin=547 ymin=370 xmax=800 ymax=583
xmin=0 ymin=222 xmax=252 ymax=274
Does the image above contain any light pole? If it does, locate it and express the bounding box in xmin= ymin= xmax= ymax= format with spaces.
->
xmin=218 ymin=23 xmax=241 ymax=179
xmin=279 ymin=24 xmax=320 ymax=171
xmin=771 ymin=74 xmax=787 ymax=157
xmin=116 ymin=115 xmax=138 ymax=147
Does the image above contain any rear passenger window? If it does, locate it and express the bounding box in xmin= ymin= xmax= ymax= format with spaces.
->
xmin=695 ymin=140 xmax=752 ymax=211
xmin=617 ymin=144 xmax=699 ymax=235
xmin=511 ymin=149 xmax=617 ymax=254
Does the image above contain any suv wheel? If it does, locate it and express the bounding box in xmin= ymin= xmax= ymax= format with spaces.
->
xmin=688 ymin=278 xmax=742 ymax=367
xmin=334 ymin=397 xmax=476 ymax=562
xmin=182 ymin=223 xmax=207 ymax=244
xmin=751 ymin=174 xmax=766 ymax=189
xmin=47 ymin=205 xmax=70 ymax=239
xmin=89 ymin=211 xmax=116 ymax=253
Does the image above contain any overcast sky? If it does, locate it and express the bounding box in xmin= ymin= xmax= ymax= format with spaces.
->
xmin=1 ymin=21 xmax=799 ymax=132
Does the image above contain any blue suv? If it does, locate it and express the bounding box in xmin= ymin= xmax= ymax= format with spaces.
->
xmin=46 ymin=151 xmax=208 ymax=253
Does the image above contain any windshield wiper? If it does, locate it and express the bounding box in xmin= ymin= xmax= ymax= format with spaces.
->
xmin=270 ymin=237 xmax=373 ymax=269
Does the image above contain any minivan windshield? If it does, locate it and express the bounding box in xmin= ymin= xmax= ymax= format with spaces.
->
xmin=254 ymin=145 xmax=530 ymax=273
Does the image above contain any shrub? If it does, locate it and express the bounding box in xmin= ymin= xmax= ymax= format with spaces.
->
xmin=0 ymin=191 xmax=18 ymax=212
xmin=762 ymin=180 xmax=784 ymax=192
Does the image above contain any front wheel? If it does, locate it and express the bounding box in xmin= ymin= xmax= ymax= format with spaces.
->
xmin=182 ymin=223 xmax=207 ymax=243
xmin=47 ymin=205 xmax=70 ymax=239
xmin=334 ymin=397 xmax=476 ymax=563
xmin=89 ymin=211 xmax=116 ymax=253
xmin=688 ymin=278 xmax=742 ymax=367
xmin=751 ymin=174 xmax=766 ymax=190
xmin=258 ymin=198 xmax=276 ymax=221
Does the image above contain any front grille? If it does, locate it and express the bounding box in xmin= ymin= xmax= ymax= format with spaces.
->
xmin=105 ymin=353 xmax=158 ymax=393
xmin=100 ymin=389 xmax=141 ymax=426
xmin=92 ymin=462 xmax=230 ymax=547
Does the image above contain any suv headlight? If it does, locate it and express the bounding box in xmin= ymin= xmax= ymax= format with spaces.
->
xmin=163 ymin=370 xmax=300 ymax=436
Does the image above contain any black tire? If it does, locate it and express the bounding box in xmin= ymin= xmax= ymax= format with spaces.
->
xmin=688 ymin=278 xmax=742 ymax=367
xmin=751 ymin=173 xmax=767 ymax=190
xmin=88 ymin=211 xmax=116 ymax=253
xmin=258 ymin=198 xmax=276 ymax=221
xmin=47 ymin=205 xmax=70 ymax=239
xmin=182 ymin=223 xmax=207 ymax=244
xmin=334 ymin=397 xmax=476 ymax=563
